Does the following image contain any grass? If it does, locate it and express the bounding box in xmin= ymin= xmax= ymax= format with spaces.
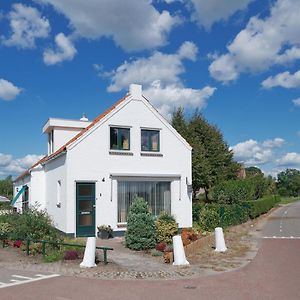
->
xmin=279 ymin=197 xmax=300 ymax=205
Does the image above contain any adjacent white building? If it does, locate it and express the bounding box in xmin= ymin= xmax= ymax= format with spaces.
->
xmin=13 ymin=84 xmax=192 ymax=237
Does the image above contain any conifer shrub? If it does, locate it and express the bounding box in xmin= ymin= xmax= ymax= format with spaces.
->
xmin=125 ymin=197 xmax=156 ymax=250
xmin=155 ymin=212 xmax=178 ymax=244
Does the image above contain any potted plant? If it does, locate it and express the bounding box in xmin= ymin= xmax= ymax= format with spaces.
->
xmin=97 ymin=225 xmax=113 ymax=239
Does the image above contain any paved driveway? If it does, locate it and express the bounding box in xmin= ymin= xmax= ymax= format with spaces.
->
xmin=1 ymin=201 xmax=300 ymax=300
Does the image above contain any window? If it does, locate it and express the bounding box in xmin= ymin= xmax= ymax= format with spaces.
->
xmin=110 ymin=127 xmax=130 ymax=150
xmin=22 ymin=186 xmax=29 ymax=211
xmin=141 ymin=130 xmax=159 ymax=152
xmin=117 ymin=181 xmax=171 ymax=223
xmin=57 ymin=180 xmax=61 ymax=207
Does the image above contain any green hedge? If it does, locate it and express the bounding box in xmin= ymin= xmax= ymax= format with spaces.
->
xmin=245 ymin=195 xmax=280 ymax=219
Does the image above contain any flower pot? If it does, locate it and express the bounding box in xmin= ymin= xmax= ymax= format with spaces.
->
xmin=99 ymin=231 xmax=110 ymax=239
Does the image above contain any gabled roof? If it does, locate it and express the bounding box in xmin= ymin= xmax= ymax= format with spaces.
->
xmin=14 ymin=94 xmax=129 ymax=182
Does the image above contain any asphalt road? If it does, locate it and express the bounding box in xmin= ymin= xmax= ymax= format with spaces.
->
xmin=1 ymin=201 xmax=300 ymax=300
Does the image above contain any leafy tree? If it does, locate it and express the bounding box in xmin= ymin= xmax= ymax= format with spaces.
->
xmin=172 ymin=109 xmax=240 ymax=201
xmin=277 ymin=169 xmax=300 ymax=197
xmin=0 ymin=176 xmax=13 ymax=199
xmin=245 ymin=166 xmax=263 ymax=177
xmin=125 ymin=197 xmax=156 ymax=250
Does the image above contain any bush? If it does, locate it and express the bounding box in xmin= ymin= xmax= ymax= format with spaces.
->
xmin=199 ymin=206 xmax=220 ymax=232
xmin=64 ymin=250 xmax=79 ymax=260
xmin=192 ymin=203 xmax=202 ymax=223
xmin=245 ymin=196 xmax=280 ymax=219
xmin=125 ymin=197 xmax=156 ymax=250
xmin=0 ymin=222 xmax=12 ymax=239
xmin=4 ymin=206 xmax=62 ymax=243
xmin=155 ymin=242 xmax=167 ymax=252
xmin=155 ymin=212 xmax=178 ymax=244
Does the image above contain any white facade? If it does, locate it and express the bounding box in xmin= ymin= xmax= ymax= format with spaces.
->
xmin=14 ymin=84 xmax=192 ymax=237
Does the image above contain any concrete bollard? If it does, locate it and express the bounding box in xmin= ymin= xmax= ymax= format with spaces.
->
xmin=215 ymin=227 xmax=227 ymax=252
xmin=172 ymin=235 xmax=189 ymax=266
xmin=80 ymin=237 xmax=97 ymax=268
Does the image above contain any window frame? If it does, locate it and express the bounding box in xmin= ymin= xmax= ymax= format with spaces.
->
xmin=141 ymin=129 xmax=160 ymax=152
xmin=110 ymin=126 xmax=131 ymax=151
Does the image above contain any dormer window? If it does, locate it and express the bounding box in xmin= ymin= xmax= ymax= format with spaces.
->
xmin=48 ymin=130 xmax=54 ymax=154
xmin=110 ymin=127 xmax=130 ymax=150
xmin=141 ymin=129 xmax=160 ymax=152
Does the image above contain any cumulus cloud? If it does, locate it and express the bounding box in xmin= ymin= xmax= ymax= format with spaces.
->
xmin=3 ymin=3 xmax=50 ymax=49
xmin=189 ymin=0 xmax=254 ymax=30
xmin=36 ymin=0 xmax=179 ymax=51
xmin=0 ymin=153 xmax=44 ymax=178
xmin=104 ymin=41 xmax=215 ymax=116
xmin=230 ymin=138 xmax=285 ymax=165
xmin=107 ymin=41 xmax=198 ymax=92
xmin=209 ymin=0 xmax=300 ymax=82
xmin=43 ymin=33 xmax=77 ymax=65
xmin=143 ymin=80 xmax=216 ymax=119
xmin=293 ymin=98 xmax=300 ymax=107
xmin=262 ymin=70 xmax=300 ymax=89
xmin=277 ymin=152 xmax=300 ymax=167
xmin=0 ymin=79 xmax=22 ymax=101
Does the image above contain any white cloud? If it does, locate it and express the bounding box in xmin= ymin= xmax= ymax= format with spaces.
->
xmin=231 ymin=137 xmax=285 ymax=165
xmin=0 ymin=79 xmax=22 ymax=101
xmin=277 ymin=152 xmax=300 ymax=167
xmin=36 ymin=0 xmax=180 ymax=51
xmin=43 ymin=33 xmax=77 ymax=65
xmin=143 ymin=80 xmax=216 ymax=118
xmin=3 ymin=3 xmax=50 ymax=49
xmin=262 ymin=70 xmax=300 ymax=89
xmin=209 ymin=0 xmax=300 ymax=82
xmin=0 ymin=153 xmax=44 ymax=178
xmin=293 ymin=98 xmax=300 ymax=107
xmin=189 ymin=0 xmax=254 ymax=30
xmin=107 ymin=41 xmax=198 ymax=92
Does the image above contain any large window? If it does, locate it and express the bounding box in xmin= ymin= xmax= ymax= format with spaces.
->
xmin=110 ymin=127 xmax=130 ymax=150
xmin=141 ymin=129 xmax=160 ymax=152
xmin=118 ymin=181 xmax=171 ymax=223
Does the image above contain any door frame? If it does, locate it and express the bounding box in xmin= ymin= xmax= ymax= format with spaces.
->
xmin=75 ymin=182 xmax=96 ymax=237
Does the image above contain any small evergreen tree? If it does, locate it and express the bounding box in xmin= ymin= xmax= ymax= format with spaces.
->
xmin=125 ymin=197 xmax=156 ymax=250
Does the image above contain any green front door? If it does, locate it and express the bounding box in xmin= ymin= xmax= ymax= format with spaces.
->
xmin=76 ymin=182 xmax=96 ymax=237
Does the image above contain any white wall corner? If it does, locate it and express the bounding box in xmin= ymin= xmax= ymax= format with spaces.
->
xmin=129 ymin=84 xmax=142 ymax=99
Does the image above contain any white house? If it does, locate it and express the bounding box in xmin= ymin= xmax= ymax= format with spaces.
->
xmin=13 ymin=84 xmax=192 ymax=237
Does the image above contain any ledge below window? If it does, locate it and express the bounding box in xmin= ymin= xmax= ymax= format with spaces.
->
xmin=140 ymin=152 xmax=163 ymax=157
xmin=109 ymin=151 xmax=133 ymax=156
xmin=117 ymin=223 xmax=127 ymax=228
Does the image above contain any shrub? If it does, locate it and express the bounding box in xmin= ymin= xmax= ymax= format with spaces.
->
xmin=6 ymin=206 xmax=62 ymax=243
xmin=199 ymin=206 xmax=220 ymax=232
xmin=151 ymin=249 xmax=164 ymax=257
xmin=64 ymin=250 xmax=79 ymax=260
xmin=192 ymin=203 xmax=202 ymax=223
xmin=43 ymin=250 xmax=64 ymax=263
xmin=155 ymin=242 xmax=167 ymax=252
xmin=155 ymin=212 xmax=178 ymax=244
xmin=210 ymin=180 xmax=253 ymax=204
xmin=0 ymin=222 xmax=12 ymax=239
xmin=181 ymin=228 xmax=198 ymax=246
xmin=125 ymin=197 xmax=156 ymax=250
xmin=245 ymin=196 xmax=280 ymax=219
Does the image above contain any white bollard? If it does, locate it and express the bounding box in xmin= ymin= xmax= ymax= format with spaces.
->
xmin=215 ymin=227 xmax=227 ymax=252
xmin=80 ymin=237 xmax=97 ymax=268
xmin=172 ymin=235 xmax=189 ymax=266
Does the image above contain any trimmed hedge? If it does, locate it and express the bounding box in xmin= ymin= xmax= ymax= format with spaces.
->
xmin=194 ymin=195 xmax=280 ymax=231
xmin=245 ymin=195 xmax=280 ymax=219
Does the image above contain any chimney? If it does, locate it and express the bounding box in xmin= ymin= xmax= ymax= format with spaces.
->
xmin=80 ymin=113 xmax=89 ymax=122
xmin=129 ymin=84 xmax=142 ymax=99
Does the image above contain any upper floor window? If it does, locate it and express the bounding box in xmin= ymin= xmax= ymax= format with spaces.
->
xmin=141 ymin=129 xmax=160 ymax=152
xmin=110 ymin=127 xmax=130 ymax=150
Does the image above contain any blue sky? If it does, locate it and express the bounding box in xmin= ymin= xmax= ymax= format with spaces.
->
xmin=0 ymin=0 xmax=300 ymax=179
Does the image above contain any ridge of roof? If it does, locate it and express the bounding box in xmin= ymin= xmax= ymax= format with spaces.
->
xmin=15 ymin=94 xmax=129 ymax=182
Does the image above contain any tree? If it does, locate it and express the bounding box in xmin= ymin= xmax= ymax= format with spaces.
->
xmin=0 ymin=176 xmax=13 ymax=199
xmin=277 ymin=169 xmax=300 ymax=197
xmin=125 ymin=197 xmax=156 ymax=250
xmin=245 ymin=166 xmax=263 ymax=177
xmin=172 ymin=109 xmax=240 ymax=201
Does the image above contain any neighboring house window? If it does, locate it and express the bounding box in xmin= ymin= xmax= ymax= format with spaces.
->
xmin=22 ymin=186 xmax=29 ymax=211
xmin=110 ymin=127 xmax=130 ymax=150
xmin=141 ymin=129 xmax=160 ymax=152
xmin=117 ymin=181 xmax=171 ymax=223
